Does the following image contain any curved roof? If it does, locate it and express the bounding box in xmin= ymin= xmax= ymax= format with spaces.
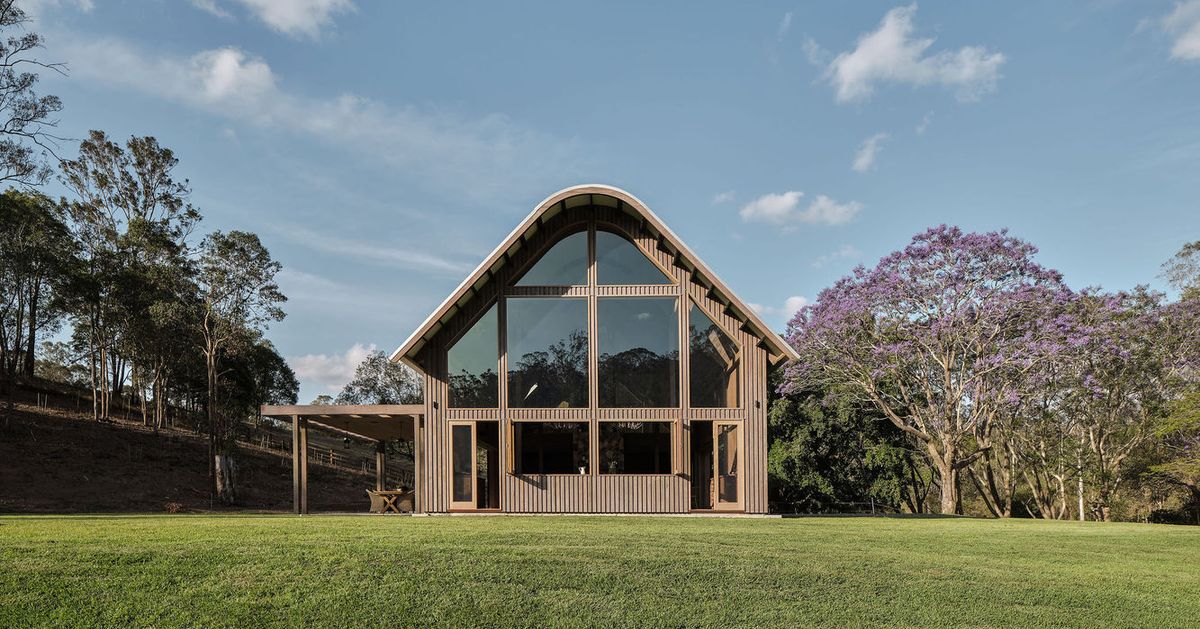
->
xmin=390 ymin=184 xmax=799 ymax=367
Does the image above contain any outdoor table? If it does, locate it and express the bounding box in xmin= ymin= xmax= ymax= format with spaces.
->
xmin=371 ymin=490 xmax=410 ymax=514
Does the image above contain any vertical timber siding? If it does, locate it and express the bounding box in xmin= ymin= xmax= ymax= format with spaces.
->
xmin=412 ymin=197 xmax=777 ymax=514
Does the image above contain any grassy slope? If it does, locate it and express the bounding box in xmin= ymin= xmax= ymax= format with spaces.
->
xmin=1 ymin=516 xmax=1197 ymax=627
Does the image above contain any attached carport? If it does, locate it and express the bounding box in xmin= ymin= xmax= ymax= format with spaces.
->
xmin=259 ymin=404 xmax=424 ymax=514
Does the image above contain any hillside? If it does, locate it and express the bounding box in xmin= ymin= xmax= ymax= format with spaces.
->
xmin=0 ymin=399 xmax=379 ymax=514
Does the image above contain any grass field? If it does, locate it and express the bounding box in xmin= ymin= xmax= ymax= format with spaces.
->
xmin=1 ymin=515 xmax=1197 ymax=627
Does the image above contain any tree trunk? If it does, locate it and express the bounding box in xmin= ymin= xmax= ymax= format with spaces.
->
xmin=933 ymin=453 xmax=959 ymax=515
xmin=23 ymin=281 xmax=38 ymax=377
xmin=214 ymin=453 xmax=236 ymax=505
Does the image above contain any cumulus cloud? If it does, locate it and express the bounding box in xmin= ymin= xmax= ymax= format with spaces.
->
xmin=916 ymin=110 xmax=933 ymax=134
xmin=60 ymin=37 xmax=578 ymax=200
xmin=289 ymin=342 xmax=375 ymax=394
xmin=190 ymin=0 xmax=354 ymax=38
xmin=749 ymin=296 xmax=810 ymax=320
xmin=777 ymin=12 xmax=793 ymax=41
xmin=811 ymin=244 xmax=862 ymax=268
xmin=1163 ymin=1 xmax=1200 ymax=61
xmin=739 ymin=191 xmax=862 ymax=227
xmin=711 ymin=190 xmax=736 ymax=205
xmin=852 ymin=132 xmax=890 ymax=172
xmin=819 ymin=4 xmax=1005 ymax=103
xmin=189 ymin=0 xmax=233 ymax=19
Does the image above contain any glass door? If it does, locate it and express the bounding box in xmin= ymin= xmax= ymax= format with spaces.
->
xmin=449 ymin=421 xmax=476 ymax=510
xmin=714 ymin=422 xmax=741 ymax=510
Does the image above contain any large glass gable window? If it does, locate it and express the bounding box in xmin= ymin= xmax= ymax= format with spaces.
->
xmin=596 ymin=230 xmax=672 ymax=285
xmin=448 ymin=304 xmax=498 ymax=407
xmin=689 ymin=302 xmax=740 ymax=408
xmin=598 ymin=298 xmax=679 ymax=407
xmin=515 ymin=230 xmax=588 ymax=286
xmin=506 ymin=298 xmax=588 ymax=408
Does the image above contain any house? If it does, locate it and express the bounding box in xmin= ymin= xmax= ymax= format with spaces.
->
xmin=264 ymin=185 xmax=797 ymax=514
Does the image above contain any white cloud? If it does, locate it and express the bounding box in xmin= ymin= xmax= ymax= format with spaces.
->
xmin=916 ymin=110 xmax=933 ymax=134
xmin=822 ymin=4 xmax=1005 ymax=103
xmin=811 ymin=244 xmax=862 ymax=268
xmin=749 ymin=296 xmax=810 ymax=320
xmin=235 ymin=0 xmax=355 ymax=39
xmin=1163 ymin=1 xmax=1200 ymax=61
xmin=275 ymin=224 xmax=474 ymax=276
xmin=59 ymin=37 xmax=578 ymax=200
xmin=777 ymin=12 xmax=793 ymax=41
xmin=289 ymin=342 xmax=374 ymax=394
xmin=20 ymin=0 xmax=93 ymax=16
xmin=852 ymin=132 xmax=890 ymax=172
xmin=739 ymin=191 xmax=862 ymax=227
xmin=190 ymin=0 xmax=233 ymax=19
xmin=711 ymin=190 xmax=736 ymax=205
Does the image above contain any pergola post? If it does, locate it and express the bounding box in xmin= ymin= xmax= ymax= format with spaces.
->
xmin=413 ymin=415 xmax=422 ymax=513
xmin=375 ymin=441 xmax=386 ymax=491
xmin=292 ymin=415 xmax=309 ymax=515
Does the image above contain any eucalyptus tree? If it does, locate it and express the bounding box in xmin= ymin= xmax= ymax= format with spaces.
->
xmin=0 ymin=189 xmax=73 ymax=414
xmin=336 ymin=350 xmax=422 ymax=405
xmin=58 ymin=131 xmax=200 ymax=419
xmin=194 ymin=230 xmax=285 ymax=503
xmin=0 ymin=1 xmax=64 ymax=186
xmin=783 ymin=226 xmax=1074 ymax=514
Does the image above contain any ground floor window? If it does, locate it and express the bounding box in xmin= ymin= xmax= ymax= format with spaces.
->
xmin=514 ymin=422 xmax=589 ymax=474
xmin=599 ymin=422 xmax=672 ymax=474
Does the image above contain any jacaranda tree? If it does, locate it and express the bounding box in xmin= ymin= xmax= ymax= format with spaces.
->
xmin=782 ymin=225 xmax=1074 ymax=514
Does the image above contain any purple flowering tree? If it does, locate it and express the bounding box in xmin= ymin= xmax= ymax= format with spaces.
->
xmin=782 ymin=226 xmax=1072 ymax=514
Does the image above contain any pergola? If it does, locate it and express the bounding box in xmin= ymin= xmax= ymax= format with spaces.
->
xmin=259 ymin=404 xmax=424 ymax=514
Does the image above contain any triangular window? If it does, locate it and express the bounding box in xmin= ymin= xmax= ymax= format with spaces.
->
xmin=596 ymin=230 xmax=672 ymax=285
xmin=515 ymin=230 xmax=588 ymax=286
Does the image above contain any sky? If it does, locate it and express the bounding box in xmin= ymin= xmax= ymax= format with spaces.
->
xmin=24 ymin=0 xmax=1200 ymax=402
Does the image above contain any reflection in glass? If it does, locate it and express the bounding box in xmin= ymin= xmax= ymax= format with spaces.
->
xmin=600 ymin=422 xmax=672 ymax=474
xmin=451 ymin=424 xmax=473 ymax=503
xmin=689 ymin=303 xmax=740 ymax=408
xmin=506 ymin=298 xmax=588 ymax=408
xmin=515 ymin=422 xmax=590 ymax=474
xmin=717 ymin=423 xmax=739 ymax=504
xmin=596 ymin=230 xmax=672 ymax=285
xmin=598 ymin=298 xmax=679 ymax=408
xmin=448 ymin=304 xmax=498 ymax=407
xmin=515 ymin=230 xmax=588 ymax=286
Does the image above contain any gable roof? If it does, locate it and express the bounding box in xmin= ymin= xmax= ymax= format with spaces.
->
xmin=390 ymin=184 xmax=800 ymax=367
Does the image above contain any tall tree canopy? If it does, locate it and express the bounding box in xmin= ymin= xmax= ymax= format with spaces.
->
xmin=0 ymin=1 xmax=63 ymax=186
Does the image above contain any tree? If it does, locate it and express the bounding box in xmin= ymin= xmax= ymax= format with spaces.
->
xmin=336 ymin=350 xmax=421 ymax=405
xmin=194 ymin=230 xmax=285 ymax=504
xmin=783 ymin=226 xmax=1073 ymax=514
xmin=0 ymin=2 xmax=64 ymax=186
xmin=1152 ymin=391 xmax=1200 ymax=524
xmin=58 ymin=131 xmax=200 ymax=420
xmin=0 ymin=189 xmax=73 ymax=414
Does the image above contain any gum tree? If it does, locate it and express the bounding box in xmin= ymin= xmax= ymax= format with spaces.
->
xmin=782 ymin=226 xmax=1072 ymax=514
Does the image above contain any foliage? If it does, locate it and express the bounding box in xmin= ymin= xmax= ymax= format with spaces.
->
xmin=782 ymin=225 xmax=1074 ymax=514
xmin=336 ymin=350 xmax=421 ymax=405
xmin=0 ymin=2 xmax=63 ymax=186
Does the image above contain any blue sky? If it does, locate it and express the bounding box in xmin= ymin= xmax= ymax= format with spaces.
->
xmin=27 ymin=0 xmax=1200 ymax=402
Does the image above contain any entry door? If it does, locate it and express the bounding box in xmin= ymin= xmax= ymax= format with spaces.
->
xmin=713 ymin=422 xmax=742 ymax=510
xmin=449 ymin=421 xmax=476 ymax=510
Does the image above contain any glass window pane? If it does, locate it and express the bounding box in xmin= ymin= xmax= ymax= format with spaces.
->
xmin=598 ymin=298 xmax=679 ymax=408
xmin=595 ymin=230 xmax=672 ymax=285
xmin=600 ymin=422 xmax=672 ymax=474
xmin=515 ymin=422 xmax=589 ymax=474
xmin=448 ymin=304 xmax=498 ymax=408
xmin=689 ymin=303 xmax=740 ymax=408
xmin=515 ymin=230 xmax=588 ymax=286
xmin=452 ymin=425 xmax=473 ymax=503
xmin=717 ymin=424 xmax=739 ymax=504
xmin=506 ymin=298 xmax=588 ymax=408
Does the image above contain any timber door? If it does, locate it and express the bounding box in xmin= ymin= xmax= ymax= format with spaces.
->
xmin=713 ymin=422 xmax=742 ymax=511
xmin=449 ymin=421 xmax=476 ymax=510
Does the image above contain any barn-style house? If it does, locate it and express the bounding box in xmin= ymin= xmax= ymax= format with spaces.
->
xmin=264 ymin=185 xmax=797 ymax=514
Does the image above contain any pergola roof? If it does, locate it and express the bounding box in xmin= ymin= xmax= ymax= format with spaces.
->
xmin=389 ymin=184 xmax=801 ymax=369
xmin=260 ymin=404 xmax=423 ymax=442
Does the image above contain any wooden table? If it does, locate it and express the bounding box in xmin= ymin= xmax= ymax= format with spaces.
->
xmin=371 ymin=490 xmax=411 ymax=514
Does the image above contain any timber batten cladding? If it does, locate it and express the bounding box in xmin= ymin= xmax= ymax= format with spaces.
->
xmin=393 ymin=185 xmax=797 ymax=514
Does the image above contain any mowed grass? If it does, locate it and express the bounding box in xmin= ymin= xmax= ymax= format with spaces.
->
xmin=1 ymin=515 xmax=1198 ymax=627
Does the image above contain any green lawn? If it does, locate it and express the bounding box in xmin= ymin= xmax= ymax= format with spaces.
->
xmin=1 ymin=515 xmax=1197 ymax=627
